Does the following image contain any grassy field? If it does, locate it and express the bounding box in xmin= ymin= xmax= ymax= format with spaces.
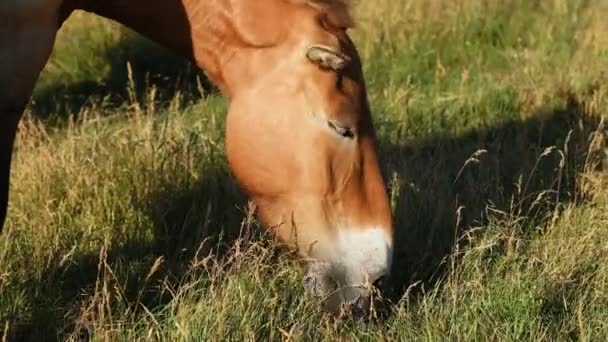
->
xmin=2 ymin=0 xmax=608 ymax=340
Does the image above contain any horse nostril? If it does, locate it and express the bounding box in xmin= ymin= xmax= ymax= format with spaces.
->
xmin=372 ymin=275 xmax=385 ymax=290
xmin=355 ymin=294 xmax=370 ymax=309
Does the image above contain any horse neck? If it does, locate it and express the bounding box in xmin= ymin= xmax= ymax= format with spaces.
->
xmin=78 ymin=0 xmax=292 ymax=98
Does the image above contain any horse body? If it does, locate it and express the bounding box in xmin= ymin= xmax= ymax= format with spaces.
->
xmin=0 ymin=0 xmax=394 ymax=316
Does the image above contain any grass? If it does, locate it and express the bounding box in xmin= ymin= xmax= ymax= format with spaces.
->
xmin=1 ymin=0 xmax=607 ymax=340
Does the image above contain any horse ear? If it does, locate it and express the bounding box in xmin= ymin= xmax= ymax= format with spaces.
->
xmin=305 ymin=44 xmax=351 ymax=70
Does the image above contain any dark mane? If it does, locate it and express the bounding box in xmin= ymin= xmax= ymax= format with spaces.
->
xmin=293 ymin=0 xmax=355 ymax=29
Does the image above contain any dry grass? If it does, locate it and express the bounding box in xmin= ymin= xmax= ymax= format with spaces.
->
xmin=1 ymin=0 xmax=607 ymax=340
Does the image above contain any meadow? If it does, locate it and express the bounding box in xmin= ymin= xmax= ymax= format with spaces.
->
xmin=1 ymin=0 xmax=607 ymax=340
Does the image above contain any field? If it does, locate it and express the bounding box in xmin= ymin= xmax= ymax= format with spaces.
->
xmin=1 ymin=0 xmax=608 ymax=340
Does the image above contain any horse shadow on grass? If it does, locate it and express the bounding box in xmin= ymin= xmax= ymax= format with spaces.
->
xmin=4 ymin=165 xmax=255 ymax=341
xmin=379 ymin=92 xmax=606 ymax=307
xmin=28 ymin=26 xmax=216 ymax=123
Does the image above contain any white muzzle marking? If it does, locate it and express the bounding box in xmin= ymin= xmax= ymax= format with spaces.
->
xmin=333 ymin=227 xmax=393 ymax=286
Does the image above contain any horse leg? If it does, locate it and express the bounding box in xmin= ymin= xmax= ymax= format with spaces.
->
xmin=0 ymin=5 xmax=63 ymax=232
xmin=0 ymin=110 xmax=22 ymax=232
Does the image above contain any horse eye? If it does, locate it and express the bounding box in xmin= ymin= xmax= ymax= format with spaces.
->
xmin=327 ymin=120 xmax=355 ymax=139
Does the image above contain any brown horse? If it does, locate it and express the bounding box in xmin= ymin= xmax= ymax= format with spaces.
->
xmin=0 ymin=0 xmax=394 ymax=316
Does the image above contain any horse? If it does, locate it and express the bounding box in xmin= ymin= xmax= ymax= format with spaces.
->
xmin=0 ymin=0 xmax=394 ymax=317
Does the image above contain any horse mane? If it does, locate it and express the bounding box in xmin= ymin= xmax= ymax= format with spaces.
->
xmin=296 ymin=0 xmax=355 ymax=29
xmin=229 ymin=0 xmax=355 ymax=49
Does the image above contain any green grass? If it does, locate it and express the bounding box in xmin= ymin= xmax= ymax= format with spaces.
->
xmin=2 ymin=1 xmax=608 ymax=340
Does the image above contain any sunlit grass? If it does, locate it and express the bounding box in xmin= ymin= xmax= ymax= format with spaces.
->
xmin=1 ymin=0 xmax=607 ymax=340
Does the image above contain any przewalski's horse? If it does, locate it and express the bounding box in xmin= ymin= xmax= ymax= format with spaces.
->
xmin=0 ymin=0 xmax=394 ymax=316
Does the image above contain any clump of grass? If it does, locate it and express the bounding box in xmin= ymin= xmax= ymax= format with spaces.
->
xmin=1 ymin=0 xmax=607 ymax=340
